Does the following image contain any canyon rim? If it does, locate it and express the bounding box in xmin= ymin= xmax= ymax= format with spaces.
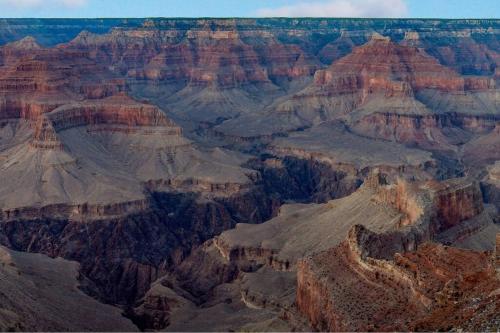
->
xmin=0 ymin=12 xmax=499 ymax=333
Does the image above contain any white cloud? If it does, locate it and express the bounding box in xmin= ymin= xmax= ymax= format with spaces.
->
xmin=256 ymin=0 xmax=409 ymax=18
xmin=0 ymin=0 xmax=87 ymax=9
xmin=58 ymin=0 xmax=88 ymax=8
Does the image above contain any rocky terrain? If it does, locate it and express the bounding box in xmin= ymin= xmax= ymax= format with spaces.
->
xmin=297 ymin=225 xmax=500 ymax=332
xmin=125 ymin=172 xmax=499 ymax=331
xmin=0 ymin=18 xmax=498 ymax=331
xmin=0 ymin=246 xmax=137 ymax=332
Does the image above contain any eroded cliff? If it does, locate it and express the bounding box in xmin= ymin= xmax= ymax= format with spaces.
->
xmin=0 ymin=18 xmax=498 ymax=331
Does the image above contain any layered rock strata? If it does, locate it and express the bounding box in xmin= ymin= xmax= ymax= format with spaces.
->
xmin=129 ymin=174 xmax=496 ymax=330
xmin=297 ymin=225 xmax=500 ymax=331
xmin=0 ymin=18 xmax=498 ymax=332
xmin=216 ymin=34 xmax=498 ymax=153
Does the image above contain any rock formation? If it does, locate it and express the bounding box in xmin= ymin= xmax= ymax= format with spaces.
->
xmin=216 ymin=33 xmax=498 ymax=156
xmin=496 ymin=233 xmax=500 ymax=274
xmin=0 ymin=18 xmax=498 ymax=331
xmin=126 ymin=174 xmax=498 ymax=331
xmin=297 ymin=225 xmax=500 ymax=331
xmin=0 ymin=246 xmax=137 ymax=332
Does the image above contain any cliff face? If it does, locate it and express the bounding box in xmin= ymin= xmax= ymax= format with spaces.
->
xmin=294 ymin=173 xmax=495 ymax=332
xmin=213 ymin=28 xmax=498 ymax=147
xmin=1 ymin=18 xmax=498 ymax=75
xmin=368 ymin=173 xmax=486 ymax=233
xmin=432 ymin=180 xmax=484 ymax=231
xmin=0 ymin=53 xmax=127 ymax=111
xmin=0 ymin=188 xmax=280 ymax=305
xmin=126 ymin=173 xmax=496 ymax=331
xmin=297 ymin=225 xmax=500 ymax=332
xmin=63 ymin=27 xmax=318 ymax=88
xmin=313 ymin=36 xmax=465 ymax=93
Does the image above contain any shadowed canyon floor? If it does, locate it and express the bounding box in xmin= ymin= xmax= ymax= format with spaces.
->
xmin=0 ymin=18 xmax=499 ymax=331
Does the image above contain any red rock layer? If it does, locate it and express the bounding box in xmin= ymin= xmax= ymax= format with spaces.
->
xmin=276 ymin=35 xmax=498 ymax=150
xmin=0 ymin=36 xmax=42 ymax=67
xmin=24 ymin=96 xmax=181 ymax=152
xmin=297 ymin=225 xmax=499 ymax=332
xmin=370 ymin=174 xmax=484 ymax=236
xmin=0 ymin=43 xmax=127 ymax=101
xmin=350 ymin=112 xmax=500 ymax=149
xmin=428 ymin=36 xmax=500 ymax=76
xmin=0 ymin=98 xmax=63 ymax=121
xmin=0 ymin=38 xmax=180 ymax=149
xmin=47 ymin=96 xmax=179 ymax=132
xmin=63 ymin=27 xmax=318 ymax=88
xmin=313 ymin=37 xmax=466 ymax=95
xmin=0 ymin=58 xmax=69 ymax=93
xmin=431 ymin=180 xmax=484 ymax=232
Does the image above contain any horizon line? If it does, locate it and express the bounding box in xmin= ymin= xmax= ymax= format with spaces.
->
xmin=0 ymin=17 xmax=499 ymax=20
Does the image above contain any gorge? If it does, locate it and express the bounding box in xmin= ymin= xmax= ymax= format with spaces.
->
xmin=0 ymin=17 xmax=499 ymax=331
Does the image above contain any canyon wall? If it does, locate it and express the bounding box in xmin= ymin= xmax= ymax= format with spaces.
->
xmin=0 ymin=18 xmax=498 ymax=331
xmin=297 ymin=225 xmax=500 ymax=331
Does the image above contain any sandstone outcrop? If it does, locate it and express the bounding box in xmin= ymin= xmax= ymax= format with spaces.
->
xmin=297 ymin=225 xmax=500 ymax=331
xmin=313 ymin=35 xmax=464 ymax=92
xmin=431 ymin=178 xmax=485 ymax=231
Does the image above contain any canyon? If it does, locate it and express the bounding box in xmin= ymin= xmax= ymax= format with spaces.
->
xmin=0 ymin=18 xmax=498 ymax=331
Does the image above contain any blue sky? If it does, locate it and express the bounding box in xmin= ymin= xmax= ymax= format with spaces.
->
xmin=0 ymin=0 xmax=498 ymax=18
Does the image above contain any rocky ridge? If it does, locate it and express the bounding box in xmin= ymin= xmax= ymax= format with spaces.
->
xmin=127 ymin=173 xmax=498 ymax=331
xmin=297 ymin=225 xmax=500 ymax=331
